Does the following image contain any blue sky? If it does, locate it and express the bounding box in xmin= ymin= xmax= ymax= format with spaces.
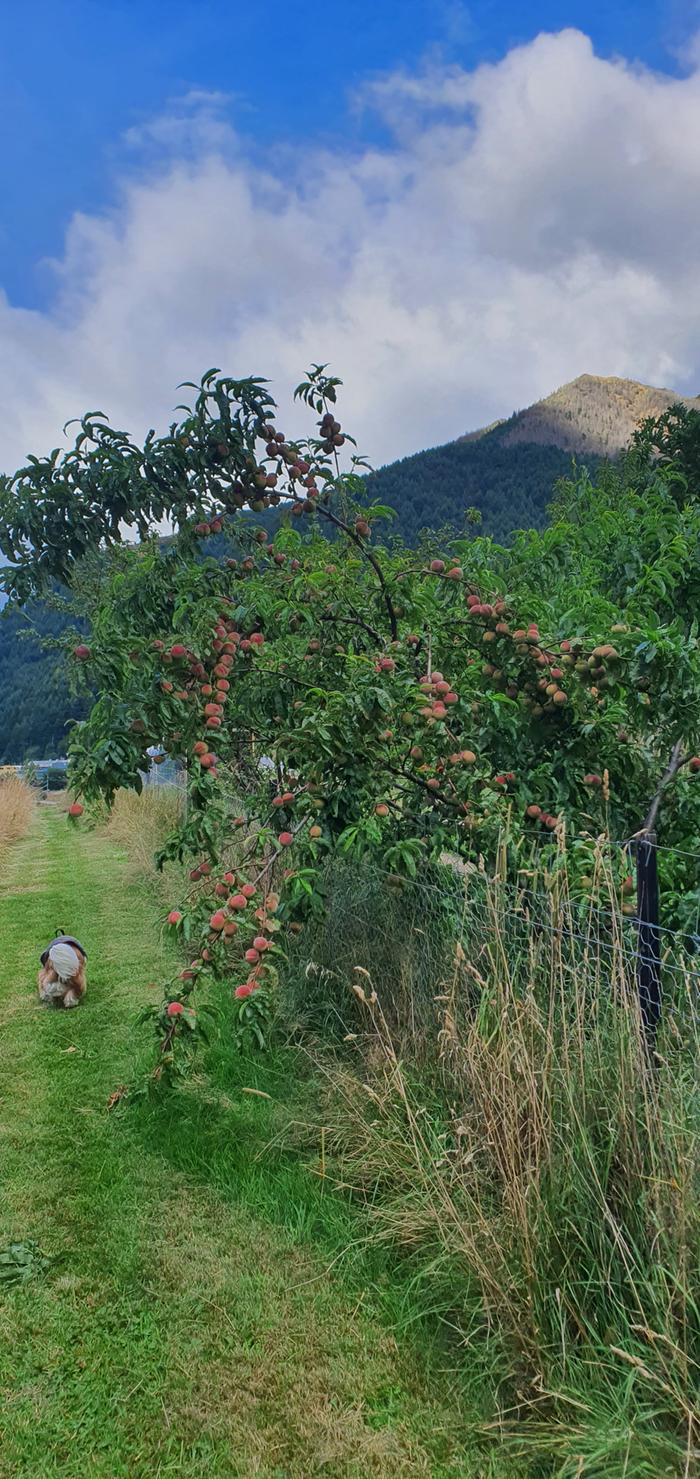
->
xmin=1 ymin=0 xmax=694 ymax=307
xmin=0 ymin=2 xmax=699 ymax=470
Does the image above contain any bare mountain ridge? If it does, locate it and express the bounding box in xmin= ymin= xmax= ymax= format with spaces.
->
xmin=464 ymin=374 xmax=700 ymax=457
xmin=364 ymin=373 xmax=700 ymax=548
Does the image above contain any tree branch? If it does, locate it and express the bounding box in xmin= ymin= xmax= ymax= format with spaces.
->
xmin=636 ymin=739 xmax=685 ymax=838
xmin=316 ymin=503 xmax=398 ymax=641
xmin=385 ymin=764 xmax=464 ymax=814
xmin=318 ymin=612 xmax=383 ymax=645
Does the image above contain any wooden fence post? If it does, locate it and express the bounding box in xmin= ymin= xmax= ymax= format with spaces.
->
xmin=635 ymin=832 xmax=662 ymax=1048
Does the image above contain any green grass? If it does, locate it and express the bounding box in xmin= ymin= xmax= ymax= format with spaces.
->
xmin=0 ymin=805 xmax=493 ymax=1479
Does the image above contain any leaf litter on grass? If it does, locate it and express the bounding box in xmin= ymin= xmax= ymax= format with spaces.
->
xmin=0 ymin=1241 xmax=52 ymax=1289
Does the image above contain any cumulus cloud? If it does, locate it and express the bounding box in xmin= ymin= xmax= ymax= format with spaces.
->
xmin=2 ymin=29 xmax=700 ymax=475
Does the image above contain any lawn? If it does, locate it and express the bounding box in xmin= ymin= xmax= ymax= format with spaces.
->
xmin=0 ymin=805 xmax=487 ymax=1478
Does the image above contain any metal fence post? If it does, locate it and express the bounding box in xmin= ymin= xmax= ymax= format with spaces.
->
xmin=635 ymin=831 xmax=662 ymax=1049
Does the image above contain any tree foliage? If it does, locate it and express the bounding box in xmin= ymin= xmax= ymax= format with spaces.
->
xmin=2 ymin=370 xmax=700 ymax=1075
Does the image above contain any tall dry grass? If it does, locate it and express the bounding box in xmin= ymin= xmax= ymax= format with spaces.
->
xmin=302 ymin=855 xmax=700 ymax=1477
xmin=103 ymin=786 xmax=185 ymax=898
xmin=0 ymin=772 xmax=35 ymax=859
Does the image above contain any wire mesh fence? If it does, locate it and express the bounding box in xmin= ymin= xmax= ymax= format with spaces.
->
xmin=139 ymin=756 xmax=186 ymax=789
xmin=281 ymin=843 xmax=700 ymax=1062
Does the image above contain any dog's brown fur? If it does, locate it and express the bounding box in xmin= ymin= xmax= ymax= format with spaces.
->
xmin=37 ymin=949 xmax=87 ymax=1009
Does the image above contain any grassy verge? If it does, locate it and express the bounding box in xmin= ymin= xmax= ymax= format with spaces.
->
xmin=0 ymin=807 xmax=491 ymax=1478
xmin=289 ymin=862 xmax=700 ymax=1479
xmin=89 ymin=792 xmax=700 ymax=1475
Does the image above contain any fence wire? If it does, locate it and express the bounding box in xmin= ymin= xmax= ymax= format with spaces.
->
xmin=282 ymin=852 xmax=700 ymax=1057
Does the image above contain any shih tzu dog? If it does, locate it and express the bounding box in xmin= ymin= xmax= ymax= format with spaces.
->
xmin=37 ymin=934 xmax=88 ymax=1009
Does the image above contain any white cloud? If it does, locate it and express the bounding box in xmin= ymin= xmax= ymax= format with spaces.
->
xmin=2 ymin=30 xmax=700 ymax=476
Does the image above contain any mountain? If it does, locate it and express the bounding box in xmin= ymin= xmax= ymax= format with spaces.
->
xmin=365 ymin=375 xmax=700 ymax=544
xmin=1 ymin=374 xmax=697 ymax=764
xmin=0 ymin=601 xmax=91 ymax=764
xmin=486 ymin=375 xmax=700 ymax=456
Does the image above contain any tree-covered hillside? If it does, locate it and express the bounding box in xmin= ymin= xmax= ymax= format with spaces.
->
xmin=364 ymin=436 xmax=591 ymax=543
xmin=363 ymin=376 xmax=700 ymax=544
xmin=0 ymin=603 xmax=90 ymax=763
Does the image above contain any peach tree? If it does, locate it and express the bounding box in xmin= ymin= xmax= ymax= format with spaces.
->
xmin=2 ymin=371 xmax=700 ymax=1074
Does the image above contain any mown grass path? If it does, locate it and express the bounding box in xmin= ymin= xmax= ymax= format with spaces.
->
xmin=0 ymin=806 xmax=476 ymax=1478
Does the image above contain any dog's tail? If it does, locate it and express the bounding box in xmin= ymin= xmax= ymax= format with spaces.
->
xmin=48 ymin=942 xmax=81 ymax=982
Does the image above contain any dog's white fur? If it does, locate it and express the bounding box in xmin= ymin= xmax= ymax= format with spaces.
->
xmin=37 ymin=939 xmax=87 ymax=1009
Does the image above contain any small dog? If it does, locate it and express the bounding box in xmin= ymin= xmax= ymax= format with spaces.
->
xmin=37 ymin=934 xmax=88 ymax=1009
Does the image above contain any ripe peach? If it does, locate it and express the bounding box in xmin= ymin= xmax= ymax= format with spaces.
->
xmin=278 ymin=831 xmax=293 ymax=846
xmin=429 ymin=560 xmax=445 ymax=574
xmin=209 ymin=911 xmax=226 ymax=931
xmin=375 ymin=803 xmax=390 ymax=817
xmin=167 ymin=910 xmax=182 ymax=925
xmin=241 ymin=883 xmax=256 ymax=899
xmin=68 ymin=802 xmax=84 ymax=817
xmin=245 ymin=948 xmax=260 ymax=965
xmin=229 ymin=894 xmax=247 ymax=910
xmin=167 ymin=1001 xmax=184 ymax=1017
xmin=73 ymin=644 xmax=91 ymax=661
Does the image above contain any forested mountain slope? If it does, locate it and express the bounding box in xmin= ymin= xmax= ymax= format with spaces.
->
xmin=364 ymin=375 xmax=700 ymax=543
